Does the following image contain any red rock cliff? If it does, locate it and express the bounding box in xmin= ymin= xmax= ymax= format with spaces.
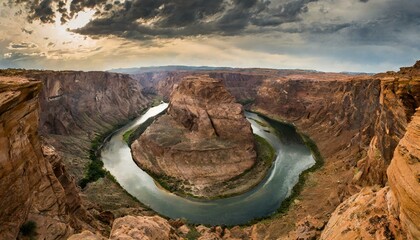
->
xmin=0 ymin=76 xmax=99 ymax=239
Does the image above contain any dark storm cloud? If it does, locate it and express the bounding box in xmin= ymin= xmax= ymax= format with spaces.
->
xmin=251 ymin=0 xmax=318 ymax=26
xmin=330 ymin=1 xmax=420 ymax=48
xmin=74 ymin=0 xmax=320 ymax=39
xmin=8 ymin=0 xmax=420 ymax=47
xmin=8 ymin=0 xmax=318 ymax=39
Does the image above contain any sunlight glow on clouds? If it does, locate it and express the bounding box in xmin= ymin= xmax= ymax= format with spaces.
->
xmin=0 ymin=0 xmax=419 ymax=72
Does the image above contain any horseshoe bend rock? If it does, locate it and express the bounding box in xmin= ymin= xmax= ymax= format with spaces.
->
xmin=131 ymin=76 xmax=257 ymax=198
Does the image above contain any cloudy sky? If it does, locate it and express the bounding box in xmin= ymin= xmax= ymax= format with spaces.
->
xmin=0 ymin=0 xmax=419 ymax=72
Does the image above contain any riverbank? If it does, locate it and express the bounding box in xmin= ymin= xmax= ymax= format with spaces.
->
xmin=100 ymin=103 xmax=317 ymax=225
xmin=124 ymin=111 xmax=277 ymax=200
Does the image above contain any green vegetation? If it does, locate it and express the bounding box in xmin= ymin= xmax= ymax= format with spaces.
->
xmin=124 ymin=110 xmax=166 ymax=145
xmin=251 ymin=119 xmax=268 ymax=127
xmin=78 ymin=119 xmax=138 ymax=189
xmin=243 ymin=112 xmax=324 ymax=223
xmin=123 ymin=129 xmax=134 ymax=144
xmin=151 ymin=96 xmax=164 ymax=107
xmin=255 ymin=135 xmax=275 ymax=165
xmin=148 ymin=171 xmax=187 ymax=194
xmin=78 ymin=133 xmax=108 ymax=188
xmin=276 ymin=127 xmax=324 ymax=215
xmin=186 ymin=227 xmax=201 ymax=240
xmin=237 ymin=98 xmax=255 ymax=106
xmin=20 ymin=221 xmax=37 ymax=238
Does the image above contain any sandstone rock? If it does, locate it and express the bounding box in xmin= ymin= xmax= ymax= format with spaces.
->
xmin=0 ymin=76 xmax=105 ymax=239
xmin=68 ymin=230 xmax=106 ymax=240
xmin=387 ymin=107 xmax=420 ymax=240
xmin=195 ymin=225 xmax=223 ymax=240
xmin=322 ymin=106 xmax=420 ymax=240
xmin=320 ymin=187 xmax=404 ymax=240
xmin=118 ymin=62 xmax=418 ymax=238
xmin=131 ymin=76 xmax=257 ymax=198
xmin=0 ymin=76 xmax=72 ymax=239
xmin=34 ymin=71 xmax=149 ymax=181
xmin=177 ymin=225 xmax=190 ymax=235
xmin=109 ymin=215 xmax=180 ymax=240
xmin=287 ymin=215 xmax=326 ymax=240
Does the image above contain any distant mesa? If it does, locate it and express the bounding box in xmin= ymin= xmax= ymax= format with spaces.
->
xmin=130 ymin=75 xmax=260 ymax=198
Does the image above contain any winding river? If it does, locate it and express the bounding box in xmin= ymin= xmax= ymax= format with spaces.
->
xmin=101 ymin=103 xmax=316 ymax=225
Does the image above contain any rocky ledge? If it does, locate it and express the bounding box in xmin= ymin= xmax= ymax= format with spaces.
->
xmin=131 ymin=76 xmax=262 ymax=198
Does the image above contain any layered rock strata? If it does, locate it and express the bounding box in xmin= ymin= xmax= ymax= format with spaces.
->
xmin=0 ymin=76 xmax=99 ymax=239
xmin=126 ymin=62 xmax=419 ymax=238
xmin=131 ymin=76 xmax=257 ymax=197
xmin=0 ymin=70 xmax=152 ymax=220
xmin=387 ymin=107 xmax=420 ymax=239
xmin=321 ymin=107 xmax=420 ymax=240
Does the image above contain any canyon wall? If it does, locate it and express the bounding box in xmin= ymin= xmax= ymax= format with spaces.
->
xmin=321 ymin=107 xmax=420 ymax=240
xmin=34 ymin=71 xmax=150 ymax=180
xmin=387 ymin=107 xmax=420 ymax=239
xmin=126 ymin=63 xmax=419 ymax=239
xmin=0 ymin=62 xmax=418 ymax=239
xmin=0 ymin=70 xmax=150 ymax=181
xmin=0 ymin=70 xmax=152 ymax=239
xmin=0 ymin=77 xmax=100 ymax=239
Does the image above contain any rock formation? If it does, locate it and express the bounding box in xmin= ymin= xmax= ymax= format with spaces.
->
xmin=320 ymin=187 xmax=404 ymax=240
xmin=0 ymin=76 xmax=100 ymax=239
xmin=109 ymin=216 xmax=180 ymax=240
xmin=126 ymin=62 xmax=419 ymax=238
xmin=1 ymin=62 xmax=419 ymax=239
xmin=321 ymin=107 xmax=420 ymax=240
xmin=387 ymin=107 xmax=420 ymax=239
xmin=131 ymin=76 xmax=257 ymax=198
xmin=0 ymin=70 xmax=154 ymax=221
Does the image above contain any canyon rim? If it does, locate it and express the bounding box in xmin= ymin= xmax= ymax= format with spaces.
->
xmin=1 ymin=1 xmax=420 ymax=239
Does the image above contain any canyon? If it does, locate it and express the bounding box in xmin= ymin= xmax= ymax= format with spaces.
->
xmin=131 ymin=76 xmax=260 ymax=198
xmin=0 ymin=61 xmax=419 ymax=239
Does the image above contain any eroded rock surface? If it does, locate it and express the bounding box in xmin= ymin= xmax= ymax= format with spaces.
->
xmin=0 ymin=76 xmax=100 ymax=239
xmin=320 ymin=187 xmax=404 ymax=240
xmin=109 ymin=216 xmax=180 ymax=240
xmin=131 ymin=76 xmax=257 ymax=198
xmin=321 ymin=107 xmax=420 ymax=240
xmin=387 ymin=107 xmax=420 ymax=240
xmin=128 ymin=62 xmax=419 ymax=238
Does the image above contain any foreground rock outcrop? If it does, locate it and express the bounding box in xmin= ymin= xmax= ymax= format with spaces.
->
xmin=0 ymin=76 xmax=100 ymax=239
xmin=321 ymin=107 xmax=420 ymax=240
xmin=109 ymin=216 xmax=180 ymax=240
xmin=0 ymin=69 xmax=153 ymax=220
xmin=131 ymin=76 xmax=257 ymax=198
xmin=387 ymin=107 xmax=420 ymax=239
xmin=320 ymin=187 xmax=403 ymax=240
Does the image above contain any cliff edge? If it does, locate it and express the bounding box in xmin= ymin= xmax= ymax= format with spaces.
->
xmin=0 ymin=76 xmax=101 ymax=239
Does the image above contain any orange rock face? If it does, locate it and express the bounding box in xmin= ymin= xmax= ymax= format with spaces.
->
xmin=0 ymin=76 xmax=100 ymax=239
xmin=320 ymin=187 xmax=404 ymax=240
xmin=109 ymin=216 xmax=180 ymax=240
xmin=321 ymin=107 xmax=420 ymax=240
xmin=387 ymin=108 xmax=420 ymax=240
xmin=131 ymin=76 xmax=256 ymax=198
xmin=0 ymin=77 xmax=72 ymax=239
